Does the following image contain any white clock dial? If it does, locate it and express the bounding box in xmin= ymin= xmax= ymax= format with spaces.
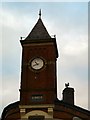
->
xmin=31 ymin=57 xmax=44 ymax=70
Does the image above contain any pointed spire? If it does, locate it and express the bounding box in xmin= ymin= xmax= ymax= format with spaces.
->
xmin=25 ymin=18 xmax=51 ymax=40
xmin=39 ymin=9 xmax=41 ymax=19
xmin=25 ymin=11 xmax=51 ymax=40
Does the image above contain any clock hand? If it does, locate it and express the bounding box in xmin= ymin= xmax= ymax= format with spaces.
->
xmin=33 ymin=62 xmax=39 ymax=67
xmin=33 ymin=64 xmax=37 ymax=67
xmin=35 ymin=61 xmax=39 ymax=65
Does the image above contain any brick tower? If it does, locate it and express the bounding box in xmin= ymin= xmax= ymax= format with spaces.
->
xmin=19 ymin=10 xmax=58 ymax=119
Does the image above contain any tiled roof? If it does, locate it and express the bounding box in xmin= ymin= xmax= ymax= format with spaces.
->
xmin=25 ymin=18 xmax=51 ymax=40
xmin=1 ymin=101 xmax=20 ymax=120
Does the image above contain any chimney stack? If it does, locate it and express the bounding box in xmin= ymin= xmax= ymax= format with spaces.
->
xmin=62 ymin=83 xmax=74 ymax=105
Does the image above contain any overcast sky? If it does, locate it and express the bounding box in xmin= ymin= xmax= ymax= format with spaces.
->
xmin=0 ymin=1 xmax=89 ymax=116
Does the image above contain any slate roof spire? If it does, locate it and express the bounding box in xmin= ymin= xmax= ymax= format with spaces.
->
xmin=25 ymin=10 xmax=51 ymax=40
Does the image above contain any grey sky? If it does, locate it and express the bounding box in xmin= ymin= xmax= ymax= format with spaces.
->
xmin=0 ymin=1 xmax=89 ymax=116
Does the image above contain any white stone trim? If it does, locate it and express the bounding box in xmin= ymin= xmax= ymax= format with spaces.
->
xmin=19 ymin=104 xmax=54 ymax=109
xmin=21 ymin=110 xmax=53 ymax=119
xmin=20 ymin=108 xmax=26 ymax=118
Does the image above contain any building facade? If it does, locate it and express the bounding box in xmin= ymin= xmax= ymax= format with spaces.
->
xmin=1 ymin=11 xmax=90 ymax=120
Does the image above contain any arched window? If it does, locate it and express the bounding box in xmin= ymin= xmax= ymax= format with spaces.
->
xmin=28 ymin=116 xmax=44 ymax=120
xmin=73 ymin=117 xmax=82 ymax=120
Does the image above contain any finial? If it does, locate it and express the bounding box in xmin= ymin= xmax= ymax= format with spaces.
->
xmin=20 ymin=37 xmax=25 ymax=40
xmin=39 ymin=9 xmax=41 ymax=18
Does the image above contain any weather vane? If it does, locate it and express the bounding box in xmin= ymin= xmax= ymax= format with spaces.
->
xmin=65 ymin=82 xmax=69 ymax=88
xmin=39 ymin=9 xmax=41 ymax=18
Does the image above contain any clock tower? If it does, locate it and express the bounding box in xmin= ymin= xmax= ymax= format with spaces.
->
xmin=1 ymin=10 xmax=90 ymax=120
xmin=19 ymin=11 xmax=58 ymax=119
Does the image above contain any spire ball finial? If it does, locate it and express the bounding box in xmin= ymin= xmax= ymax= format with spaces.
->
xmin=39 ymin=9 xmax=41 ymax=18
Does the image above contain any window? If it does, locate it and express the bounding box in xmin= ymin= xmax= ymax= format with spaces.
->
xmin=29 ymin=116 xmax=44 ymax=120
xmin=73 ymin=117 xmax=82 ymax=120
xmin=31 ymin=95 xmax=43 ymax=102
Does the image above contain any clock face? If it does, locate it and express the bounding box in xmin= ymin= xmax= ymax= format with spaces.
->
xmin=30 ymin=57 xmax=44 ymax=70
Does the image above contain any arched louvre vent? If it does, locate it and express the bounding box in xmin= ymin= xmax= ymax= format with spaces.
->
xmin=28 ymin=116 xmax=44 ymax=120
